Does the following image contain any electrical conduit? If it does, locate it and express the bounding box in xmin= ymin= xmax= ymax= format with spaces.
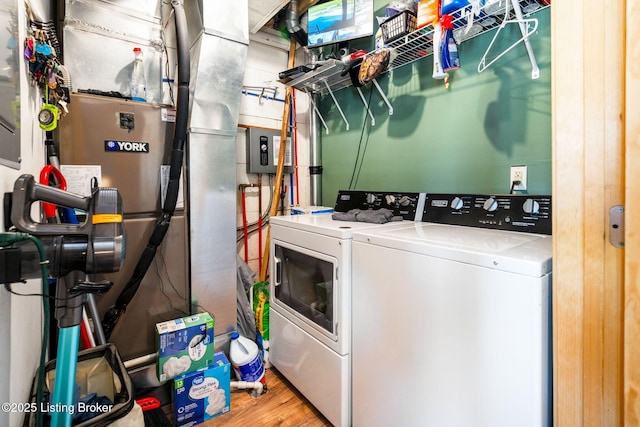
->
xmin=293 ymin=91 xmax=300 ymax=205
xmin=288 ymin=97 xmax=294 ymax=206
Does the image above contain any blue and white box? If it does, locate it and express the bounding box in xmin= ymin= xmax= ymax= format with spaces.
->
xmin=173 ymin=352 xmax=231 ymax=426
xmin=156 ymin=312 xmax=215 ymax=381
xmin=290 ymin=206 xmax=334 ymax=215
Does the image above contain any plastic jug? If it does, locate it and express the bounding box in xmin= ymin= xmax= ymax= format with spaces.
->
xmin=441 ymin=0 xmax=470 ymax=15
xmin=229 ymin=331 xmax=265 ymax=386
xmin=130 ymin=47 xmax=147 ymax=102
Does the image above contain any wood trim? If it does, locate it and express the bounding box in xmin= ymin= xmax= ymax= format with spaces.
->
xmin=552 ymin=0 xmax=625 ymax=425
xmin=259 ymin=39 xmax=297 ymax=282
xmin=552 ymin=0 xmax=585 ymax=423
xmin=626 ymin=0 xmax=640 ymax=423
xmin=602 ymin=2 xmax=625 ymax=424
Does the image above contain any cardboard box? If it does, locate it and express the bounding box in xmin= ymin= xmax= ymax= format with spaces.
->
xmin=173 ymin=352 xmax=231 ymax=426
xmin=290 ymin=206 xmax=334 ymax=215
xmin=156 ymin=312 xmax=215 ymax=381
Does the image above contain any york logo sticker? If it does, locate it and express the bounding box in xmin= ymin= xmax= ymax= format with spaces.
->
xmin=105 ymin=140 xmax=149 ymax=153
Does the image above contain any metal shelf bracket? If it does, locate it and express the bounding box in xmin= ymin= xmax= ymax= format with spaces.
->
xmin=323 ymin=80 xmax=349 ymax=131
xmin=356 ymin=78 xmax=394 ymax=127
xmin=308 ymin=93 xmax=329 ymax=135
xmin=356 ymin=87 xmax=376 ymax=126
xmin=372 ymin=78 xmax=394 ymax=116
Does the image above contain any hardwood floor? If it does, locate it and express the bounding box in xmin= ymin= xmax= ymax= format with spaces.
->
xmin=200 ymin=368 xmax=332 ymax=427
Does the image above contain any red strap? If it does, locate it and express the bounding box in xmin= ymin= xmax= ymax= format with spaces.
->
xmin=78 ymin=321 xmax=93 ymax=350
xmin=39 ymin=165 xmax=68 ymax=219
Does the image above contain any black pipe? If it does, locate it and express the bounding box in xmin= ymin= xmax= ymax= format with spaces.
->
xmin=102 ymin=1 xmax=190 ymax=339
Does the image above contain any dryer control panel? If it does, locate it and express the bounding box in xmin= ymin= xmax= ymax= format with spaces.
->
xmin=334 ymin=190 xmax=423 ymax=220
xmin=423 ymin=194 xmax=552 ymax=235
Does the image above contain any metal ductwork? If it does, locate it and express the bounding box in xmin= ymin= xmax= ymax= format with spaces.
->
xmin=185 ymin=0 xmax=249 ymax=335
xmin=59 ymin=0 xmax=249 ymax=359
xmin=286 ymin=0 xmax=307 ymax=46
xmin=184 ymin=0 xmax=249 ymax=340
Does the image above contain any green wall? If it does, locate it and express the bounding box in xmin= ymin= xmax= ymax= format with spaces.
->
xmin=318 ymin=5 xmax=551 ymax=206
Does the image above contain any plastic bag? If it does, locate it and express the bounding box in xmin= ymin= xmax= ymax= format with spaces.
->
xmin=252 ymin=281 xmax=271 ymax=366
xmin=252 ymin=281 xmax=270 ymax=343
xmin=358 ymin=49 xmax=391 ymax=86
xmin=387 ymin=0 xmax=418 ymax=17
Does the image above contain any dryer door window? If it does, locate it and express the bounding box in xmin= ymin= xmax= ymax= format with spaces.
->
xmin=274 ymin=244 xmax=335 ymax=335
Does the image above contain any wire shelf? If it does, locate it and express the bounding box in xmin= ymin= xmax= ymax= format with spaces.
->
xmin=383 ymin=0 xmax=550 ymax=71
xmin=283 ymin=0 xmax=549 ymax=133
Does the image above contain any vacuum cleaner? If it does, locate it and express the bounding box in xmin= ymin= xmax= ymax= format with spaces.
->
xmin=10 ymin=174 xmax=125 ymax=427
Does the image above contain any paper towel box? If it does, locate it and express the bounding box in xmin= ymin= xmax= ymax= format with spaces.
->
xmin=156 ymin=312 xmax=215 ymax=381
xmin=173 ymin=352 xmax=231 ymax=426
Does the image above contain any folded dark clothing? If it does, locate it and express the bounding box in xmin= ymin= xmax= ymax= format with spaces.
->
xmin=356 ymin=208 xmax=394 ymax=224
xmin=332 ymin=208 xmax=402 ymax=224
xmin=332 ymin=209 xmax=360 ymax=221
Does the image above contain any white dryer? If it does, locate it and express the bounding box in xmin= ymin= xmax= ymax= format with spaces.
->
xmin=351 ymin=194 xmax=553 ymax=427
xmin=269 ymin=190 xmax=424 ymax=427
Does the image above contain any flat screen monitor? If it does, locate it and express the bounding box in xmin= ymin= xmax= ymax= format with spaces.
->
xmin=306 ymin=0 xmax=374 ymax=48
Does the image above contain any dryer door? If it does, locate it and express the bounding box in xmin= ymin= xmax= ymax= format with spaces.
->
xmin=273 ymin=243 xmax=337 ymax=340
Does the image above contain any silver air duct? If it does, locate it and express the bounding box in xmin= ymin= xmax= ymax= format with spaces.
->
xmin=185 ymin=0 xmax=249 ymax=339
xmin=286 ymin=0 xmax=307 ymax=46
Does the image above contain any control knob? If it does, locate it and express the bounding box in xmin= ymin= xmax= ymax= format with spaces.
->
xmin=385 ymin=194 xmax=396 ymax=205
xmin=366 ymin=193 xmax=376 ymax=204
xmin=399 ymin=195 xmax=412 ymax=207
xmin=523 ymin=198 xmax=540 ymax=214
xmin=451 ymin=197 xmax=464 ymax=210
xmin=483 ymin=197 xmax=499 ymax=212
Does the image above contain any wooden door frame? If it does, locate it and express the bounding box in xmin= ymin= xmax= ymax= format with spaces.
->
xmin=553 ymin=0 xmax=638 ymax=425
xmin=625 ymin=0 xmax=640 ymax=423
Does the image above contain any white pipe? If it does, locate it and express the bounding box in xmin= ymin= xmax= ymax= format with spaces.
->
xmin=309 ymin=93 xmax=323 ymax=206
xmin=230 ymin=380 xmax=264 ymax=398
xmin=124 ymin=353 xmax=157 ymax=370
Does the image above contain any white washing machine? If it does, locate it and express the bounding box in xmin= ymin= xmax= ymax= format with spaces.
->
xmin=269 ymin=190 xmax=424 ymax=427
xmin=351 ymin=193 xmax=553 ymax=427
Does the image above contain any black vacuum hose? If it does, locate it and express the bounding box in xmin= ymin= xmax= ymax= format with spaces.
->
xmin=102 ymin=0 xmax=190 ymax=339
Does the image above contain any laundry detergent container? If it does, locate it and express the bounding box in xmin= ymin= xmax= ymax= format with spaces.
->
xmin=441 ymin=0 xmax=470 ymax=15
xmin=24 ymin=343 xmax=142 ymax=426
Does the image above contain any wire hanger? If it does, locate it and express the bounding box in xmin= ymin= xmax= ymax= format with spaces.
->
xmin=477 ymin=0 xmax=540 ymax=79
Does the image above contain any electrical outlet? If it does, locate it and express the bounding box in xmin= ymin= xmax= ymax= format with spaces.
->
xmin=510 ymin=165 xmax=527 ymax=191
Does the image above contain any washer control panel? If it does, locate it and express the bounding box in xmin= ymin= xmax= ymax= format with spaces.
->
xmin=334 ymin=190 xmax=422 ymax=220
xmin=423 ymin=194 xmax=552 ymax=235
